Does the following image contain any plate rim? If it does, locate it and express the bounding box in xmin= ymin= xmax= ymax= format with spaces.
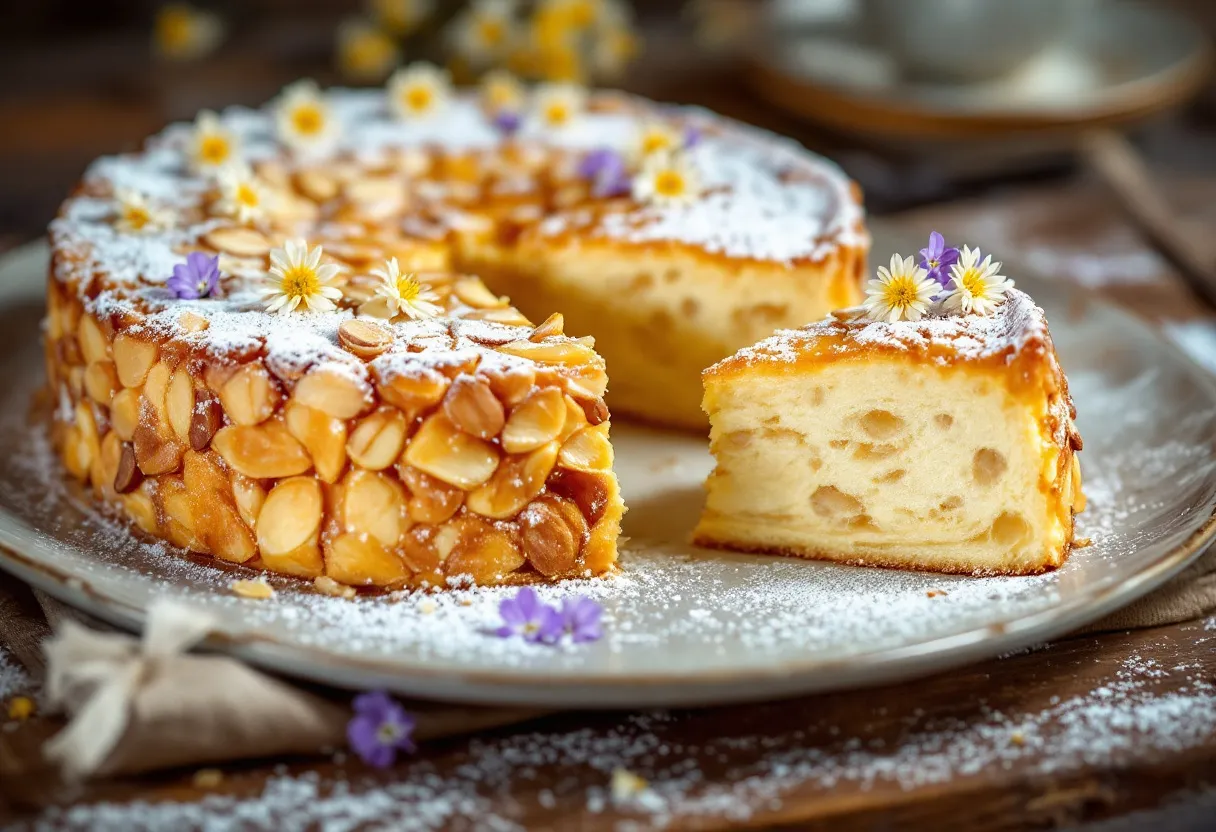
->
xmin=2 ymin=237 xmax=1216 ymax=707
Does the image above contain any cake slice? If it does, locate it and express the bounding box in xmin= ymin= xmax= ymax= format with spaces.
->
xmin=694 ymin=251 xmax=1084 ymax=576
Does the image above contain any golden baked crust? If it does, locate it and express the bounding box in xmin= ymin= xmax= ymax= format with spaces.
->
xmin=695 ymin=289 xmax=1084 ymax=576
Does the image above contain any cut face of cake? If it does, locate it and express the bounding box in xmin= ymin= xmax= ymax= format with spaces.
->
xmin=695 ymin=250 xmax=1084 ymax=576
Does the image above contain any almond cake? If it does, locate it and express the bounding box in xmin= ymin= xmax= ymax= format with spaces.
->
xmin=694 ymin=247 xmax=1085 ymax=576
xmin=42 ymin=74 xmax=866 ymax=589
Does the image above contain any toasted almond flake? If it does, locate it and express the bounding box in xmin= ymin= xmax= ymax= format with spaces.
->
xmin=314 ymin=575 xmax=357 ymax=599
xmin=192 ymin=768 xmax=225 ymax=789
xmin=230 ymin=577 xmax=275 ymax=599
xmin=204 ymin=226 xmax=272 ymax=257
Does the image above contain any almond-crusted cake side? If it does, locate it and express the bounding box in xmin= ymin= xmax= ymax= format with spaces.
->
xmin=45 ymin=264 xmax=623 ymax=590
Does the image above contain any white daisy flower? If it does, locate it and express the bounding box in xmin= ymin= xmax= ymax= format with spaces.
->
xmin=336 ymin=18 xmax=401 ymax=83
xmin=449 ymin=0 xmax=518 ymax=64
xmin=632 ymin=150 xmax=701 ymax=207
xmin=371 ymin=258 xmax=443 ymax=320
xmin=532 ymin=82 xmax=586 ymax=130
xmin=943 ymin=245 xmax=1015 ymax=316
xmin=387 ymin=62 xmax=453 ymax=121
xmin=631 ymin=121 xmax=682 ymax=163
xmin=114 ymin=189 xmax=174 ymax=234
xmin=367 ymin=0 xmax=435 ymax=36
xmin=188 ymin=110 xmax=238 ymax=174
xmin=263 ymin=239 xmax=344 ymax=314
xmin=215 ymin=164 xmax=273 ymax=225
xmin=480 ymin=68 xmax=527 ymax=115
xmin=862 ymin=254 xmax=938 ymax=323
xmin=274 ymin=80 xmax=338 ymax=155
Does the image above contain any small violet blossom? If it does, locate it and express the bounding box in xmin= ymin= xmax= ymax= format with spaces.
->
xmin=919 ymin=231 xmax=959 ymax=289
xmin=683 ymin=124 xmax=702 ymax=148
xmin=492 ymin=110 xmax=522 ymax=137
xmin=166 ymin=251 xmax=221 ymax=299
xmin=495 ymin=586 xmax=563 ymax=644
xmin=578 ymin=148 xmax=631 ymax=198
xmin=560 ymin=597 xmax=603 ymax=643
xmin=347 ymin=691 xmax=416 ymax=768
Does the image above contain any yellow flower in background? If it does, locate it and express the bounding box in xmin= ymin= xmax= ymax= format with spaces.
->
xmin=450 ymin=0 xmax=518 ymax=66
xmin=372 ymin=258 xmax=443 ymax=320
xmin=336 ymin=18 xmax=401 ymax=83
xmin=480 ymin=69 xmax=526 ymax=115
xmin=943 ymin=246 xmax=1015 ymax=316
xmin=367 ymin=0 xmax=435 ymax=36
xmin=188 ymin=110 xmax=237 ymax=175
xmin=631 ymin=121 xmax=681 ymax=164
xmin=534 ymin=42 xmax=586 ymax=83
xmin=536 ymin=0 xmax=600 ymax=33
xmin=592 ymin=22 xmax=641 ymax=80
xmin=275 ymin=80 xmax=338 ymax=155
xmin=115 ymin=189 xmax=174 ymax=234
xmin=533 ymin=82 xmax=586 ymax=129
xmin=387 ymin=62 xmax=453 ymax=121
xmin=216 ymin=164 xmax=273 ymax=225
xmin=684 ymin=0 xmax=754 ymax=52
xmin=6 ymin=696 xmax=35 ymax=721
xmin=632 ymin=150 xmax=702 ymax=208
xmin=153 ymin=3 xmax=224 ymax=61
xmin=862 ymin=254 xmax=938 ymax=323
xmin=264 ymin=239 xmax=343 ymax=314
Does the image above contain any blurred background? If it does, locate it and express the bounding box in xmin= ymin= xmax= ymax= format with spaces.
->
xmin=0 ymin=0 xmax=1214 ymax=292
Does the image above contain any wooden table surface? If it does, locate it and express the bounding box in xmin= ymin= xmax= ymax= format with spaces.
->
xmin=1 ymin=14 xmax=1216 ymax=830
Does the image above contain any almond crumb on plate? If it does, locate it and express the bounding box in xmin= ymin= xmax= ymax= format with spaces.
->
xmin=192 ymin=768 xmax=225 ymax=788
xmin=1073 ymin=536 xmax=1094 ymax=548
xmin=6 ymin=696 xmax=34 ymax=721
xmin=315 ymin=576 xmax=356 ymax=599
xmin=611 ymin=767 xmax=649 ymax=802
xmin=231 ymin=577 xmax=275 ymax=599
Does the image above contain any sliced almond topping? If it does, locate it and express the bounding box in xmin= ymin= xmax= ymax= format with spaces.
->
xmin=166 ymin=369 xmax=195 ymax=442
xmin=485 ymin=366 xmax=536 ymax=408
xmin=377 ymin=366 xmax=450 ymax=413
xmin=77 ymin=315 xmax=110 ymax=365
xmin=528 ymin=313 xmax=564 ymax=342
xmin=325 ymin=533 xmax=410 ymax=587
xmin=563 ymin=367 xmax=609 ymax=400
xmin=112 ymin=333 xmax=157 ymax=388
xmin=231 ymin=472 xmax=266 ymax=527
xmin=212 ymin=422 xmax=313 ymax=480
xmin=142 ymin=361 xmax=174 ymax=427
xmin=521 ymin=497 xmax=581 ymax=577
xmin=559 ymin=425 xmax=613 ymax=472
xmin=110 ymin=388 xmax=142 ymax=442
xmin=84 ymin=361 xmax=119 ymax=405
xmin=314 ymin=575 xmax=356 ymax=599
xmin=338 ymin=319 xmax=393 ymax=360
xmin=219 ymin=363 xmax=279 ymax=426
xmin=257 ymin=477 xmax=324 ymax=557
xmin=466 ymin=441 xmax=559 ymax=520
xmin=205 ymin=226 xmax=271 ymax=257
xmin=347 ymin=407 xmax=407 ymax=471
xmin=496 ymin=339 xmax=597 ymax=366
xmin=465 ymin=307 xmax=532 ymax=327
xmin=442 ymin=516 xmax=526 ymax=585
xmin=502 ymin=387 xmax=566 ymax=454
xmin=442 ymin=375 xmax=505 ymax=440
xmin=344 ymin=176 xmax=405 ymax=206
xmin=399 ymin=464 xmax=464 ymax=524
xmin=296 ymin=169 xmax=339 ymax=202
xmin=189 ymin=391 xmax=224 ymax=451
xmin=285 ymin=401 xmax=348 ymax=483
xmin=113 ymin=442 xmax=143 ymax=494
xmin=580 ymin=396 xmax=610 ymax=426
xmin=178 ymin=311 xmax=210 ymax=333
xmin=342 ymin=469 xmax=406 ymax=547
xmin=132 ymin=423 xmax=184 ymax=476
xmin=403 ymin=413 xmax=499 ymax=490
xmin=231 ymin=578 xmax=275 ymax=600
xmin=293 ymin=366 xmax=373 ymax=420
xmin=453 ymin=277 xmax=507 ymax=310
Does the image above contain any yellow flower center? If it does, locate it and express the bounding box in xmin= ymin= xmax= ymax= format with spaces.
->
xmin=158 ymin=11 xmax=194 ymax=50
xmin=653 ymin=169 xmax=686 ymax=198
xmin=396 ymin=274 xmax=423 ymax=302
xmin=291 ymin=105 xmax=324 ymax=136
xmin=884 ymin=278 xmax=919 ymax=308
xmin=347 ymin=35 xmax=395 ymax=73
xmin=124 ymin=206 xmax=151 ymax=230
xmin=281 ymin=265 xmax=320 ymax=299
xmin=478 ymin=18 xmax=506 ymax=46
xmin=405 ymin=85 xmax=434 ymax=112
xmin=199 ymin=134 xmax=230 ymax=166
xmin=567 ymin=0 xmax=596 ymax=28
xmin=642 ymin=131 xmax=673 ymax=155
xmin=236 ymin=183 xmax=259 ymax=208
xmin=544 ymin=102 xmax=571 ymax=126
xmin=959 ymin=269 xmax=985 ymax=296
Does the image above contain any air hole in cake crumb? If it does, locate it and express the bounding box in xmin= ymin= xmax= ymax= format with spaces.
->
xmin=630 ymin=273 xmax=655 ymax=291
xmin=875 ymin=469 xmax=906 ymax=483
xmin=810 ymin=387 xmax=824 ymax=406
xmin=722 ymin=430 xmax=752 ymax=450
xmin=829 ymin=439 xmax=849 ymax=450
xmin=935 ymin=413 xmax=954 ymax=429
xmin=860 ymin=409 xmax=905 ymax=440
xmin=848 ymin=514 xmax=880 ymax=532
xmin=972 ymin=448 xmax=1008 ymax=485
xmin=854 ymin=442 xmax=899 ymax=461
xmin=990 ymin=511 xmax=1031 ymax=547
xmin=680 ymin=298 xmax=700 ymax=318
xmin=939 ymin=496 xmax=963 ymax=511
xmin=662 ymin=268 xmax=680 ymax=283
xmin=811 ymin=485 xmax=864 ymax=519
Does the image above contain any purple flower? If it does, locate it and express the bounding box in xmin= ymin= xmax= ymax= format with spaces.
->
xmin=492 ymin=110 xmax=522 ymax=137
xmin=683 ymin=124 xmax=702 ymax=148
xmin=578 ymin=148 xmax=631 ymax=198
xmin=347 ymin=691 xmax=416 ymax=769
xmin=167 ymin=251 xmax=221 ymax=299
xmin=560 ymin=597 xmax=603 ymax=643
xmin=495 ymin=587 xmax=563 ymax=644
xmin=919 ymin=231 xmax=959 ymax=289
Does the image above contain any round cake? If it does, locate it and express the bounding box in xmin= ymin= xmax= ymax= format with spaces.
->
xmin=43 ymin=73 xmax=867 ymax=590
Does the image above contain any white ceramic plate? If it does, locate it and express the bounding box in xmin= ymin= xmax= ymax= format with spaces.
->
xmin=1 ymin=230 xmax=1214 ymax=708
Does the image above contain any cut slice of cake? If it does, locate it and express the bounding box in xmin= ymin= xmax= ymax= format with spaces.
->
xmin=694 ymin=245 xmax=1084 ymax=576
